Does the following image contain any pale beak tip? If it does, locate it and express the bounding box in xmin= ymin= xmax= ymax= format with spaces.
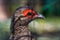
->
xmin=38 ymin=14 xmax=45 ymax=19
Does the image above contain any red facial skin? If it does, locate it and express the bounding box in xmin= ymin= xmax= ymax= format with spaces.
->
xmin=22 ymin=9 xmax=38 ymax=19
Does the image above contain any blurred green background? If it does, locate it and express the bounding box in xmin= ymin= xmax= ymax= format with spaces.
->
xmin=0 ymin=0 xmax=60 ymax=40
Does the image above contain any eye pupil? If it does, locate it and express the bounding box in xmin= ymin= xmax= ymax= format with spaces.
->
xmin=27 ymin=12 xmax=32 ymax=16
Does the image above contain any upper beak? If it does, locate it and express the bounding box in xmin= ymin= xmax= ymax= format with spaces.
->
xmin=34 ymin=14 xmax=45 ymax=19
xmin=37 ymin=14 xmax=45 ymax=19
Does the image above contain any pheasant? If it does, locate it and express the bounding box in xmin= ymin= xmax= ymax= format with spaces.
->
xmin=9 ymin=6 xmax=44 ymax=40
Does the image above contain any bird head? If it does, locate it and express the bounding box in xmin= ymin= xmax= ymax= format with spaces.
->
xmin=14 ymin=6 xmax=45 ymax=26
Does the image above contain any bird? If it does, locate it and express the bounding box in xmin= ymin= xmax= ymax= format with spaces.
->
xmin=9 ymin=6 xmax=44 ymax=40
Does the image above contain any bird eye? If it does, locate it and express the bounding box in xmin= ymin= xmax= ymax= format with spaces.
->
xmin=27 ymin=12 xmax=32 ymax=16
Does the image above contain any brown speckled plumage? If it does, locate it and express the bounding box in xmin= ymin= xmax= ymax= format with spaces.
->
xmin=9 ymin=6 xmax=44 ymax=40
xmin=9 ymin=6 xmax=36 ymax=40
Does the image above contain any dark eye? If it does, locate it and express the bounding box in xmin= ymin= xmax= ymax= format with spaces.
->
xmin=27 ymin=12 xmax=32 ymax=16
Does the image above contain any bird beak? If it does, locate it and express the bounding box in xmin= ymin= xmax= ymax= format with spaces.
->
xmin=34 ymin=14 xmax=45 ymax=19
xmin=37 ymin=14 xmax=45 ymax=19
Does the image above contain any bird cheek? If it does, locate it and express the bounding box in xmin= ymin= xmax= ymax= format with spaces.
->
xmin=26 ymin=16 xmax=32 ymax=19
xmin=32 ymin=15 xmax=38 ymax=19
xmin=20 ymin=17 xmax=30 ymax=20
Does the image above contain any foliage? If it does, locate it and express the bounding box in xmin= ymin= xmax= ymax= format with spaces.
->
xmin=0 ymin=20 xmax=10 ymax=40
